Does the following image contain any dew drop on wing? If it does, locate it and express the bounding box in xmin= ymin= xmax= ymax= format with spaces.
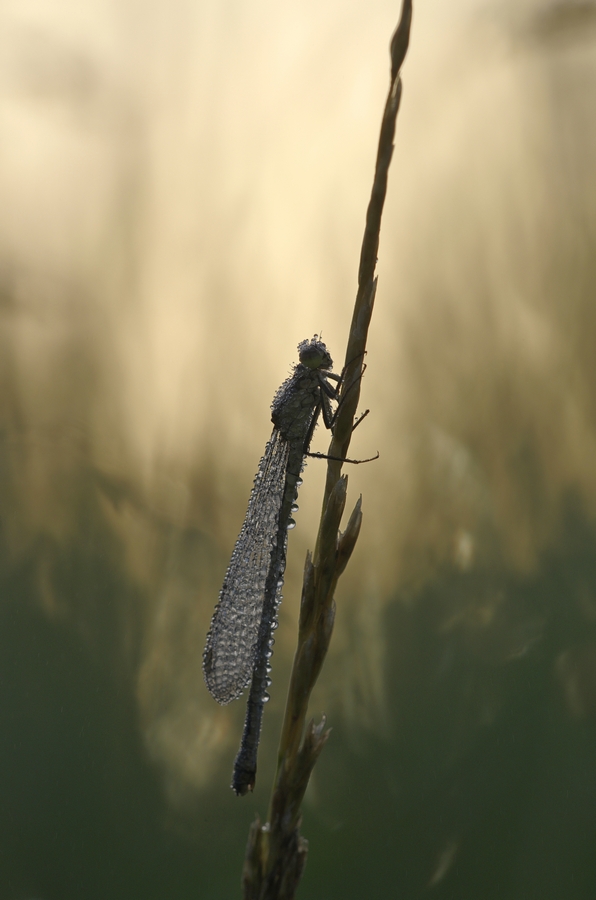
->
xmin=203 ymin=428 xmax=291 ymax=704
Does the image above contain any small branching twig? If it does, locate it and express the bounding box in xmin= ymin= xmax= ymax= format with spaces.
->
xmin=241 ymin=3 xmax=412 ymax=897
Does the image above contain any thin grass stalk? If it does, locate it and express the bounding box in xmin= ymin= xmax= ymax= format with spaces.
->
xmin=241 ymin=3 xmax=412 ymax=897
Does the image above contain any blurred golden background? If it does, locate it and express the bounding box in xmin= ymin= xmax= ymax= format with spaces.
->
xmin=1 ymin=0 xmax=596 ymax=897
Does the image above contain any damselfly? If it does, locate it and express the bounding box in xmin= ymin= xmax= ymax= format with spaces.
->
xmin=203 ymin=336 xmax=369 ymax=795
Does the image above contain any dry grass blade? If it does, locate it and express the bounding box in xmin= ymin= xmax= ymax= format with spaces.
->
xmin=240 ymin=2 xmax=413 ymax=897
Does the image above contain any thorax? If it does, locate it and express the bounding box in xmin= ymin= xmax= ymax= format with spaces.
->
xmin=271 ymin=367 xmax=322 ymax=444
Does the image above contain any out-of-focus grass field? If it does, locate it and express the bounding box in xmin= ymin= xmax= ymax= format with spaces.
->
xmin=1 ymin=0 xmax=596 ymax=897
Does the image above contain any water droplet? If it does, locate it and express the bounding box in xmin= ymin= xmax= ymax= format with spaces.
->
xmin=262 ymin=692 xmax=271 ymax=703
xmin=287 ymin=518 xmax=296 ymax=530
xmin=296 ymin=477 xmax=303 ymax=487
xmin=291 ymin=503 xmax=299 ymax=513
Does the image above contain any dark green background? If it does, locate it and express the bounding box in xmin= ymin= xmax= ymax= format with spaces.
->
xmin=2 ymin=485 xmax=596 ymax=899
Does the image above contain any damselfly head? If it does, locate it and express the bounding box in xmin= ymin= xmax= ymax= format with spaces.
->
xmin=298 ymin=336 xmax=333 ymax=371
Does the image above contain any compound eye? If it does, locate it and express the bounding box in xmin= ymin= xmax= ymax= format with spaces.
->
xmin=300 ymin=345 xmax=324 ymax=368
xmin=298 ymin=338 xmax=333 ymax=370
